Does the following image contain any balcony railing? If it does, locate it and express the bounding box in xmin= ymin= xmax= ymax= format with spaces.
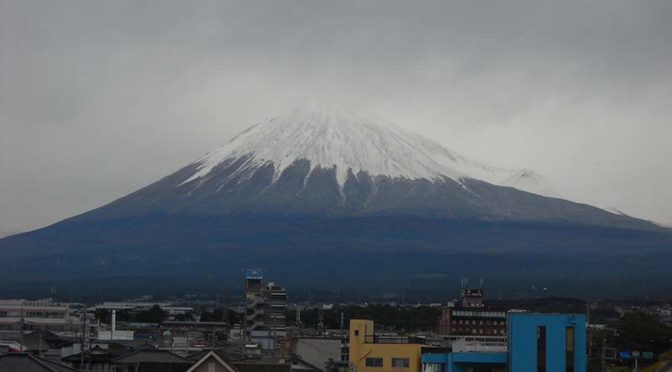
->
xmin=364 ymin=335 xmax=426 ymax=344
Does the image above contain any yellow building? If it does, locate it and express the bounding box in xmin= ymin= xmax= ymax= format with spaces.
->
xmin=349 ymin=319 xmax=425 ymax=372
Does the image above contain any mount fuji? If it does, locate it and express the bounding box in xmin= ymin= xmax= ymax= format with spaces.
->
xmin=181 ymin=108 xmax=559 ymax=199
xmin=0 ymin=108 xmax=670 ymax=299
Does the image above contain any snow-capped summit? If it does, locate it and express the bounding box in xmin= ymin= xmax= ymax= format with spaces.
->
xmin=183 ymin=107 xmax=464 ymax=187
xmin=181 ymin=107 xmax=557 ymax=197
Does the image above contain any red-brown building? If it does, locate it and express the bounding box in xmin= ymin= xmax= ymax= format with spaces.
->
xmin=436 ymin=282 xmax=507 ymax=336
xmin=436 ymin=308 xmax=507 ymax=336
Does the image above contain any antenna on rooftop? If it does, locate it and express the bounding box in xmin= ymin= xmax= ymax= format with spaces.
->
xmin=296 ymin=305 xmax=302 ymax=328
xmin=318 ymin=307 xmax=325 ymax=334
xmin=460 ymin=278 xmax=469 ymax=297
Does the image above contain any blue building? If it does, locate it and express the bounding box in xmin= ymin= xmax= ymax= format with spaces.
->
xmin=422 ymin=312 xmax=587 ymax=372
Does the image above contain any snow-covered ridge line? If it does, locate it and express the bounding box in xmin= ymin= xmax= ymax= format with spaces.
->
xmin=180 ymin=107 xmax=557 ymax=197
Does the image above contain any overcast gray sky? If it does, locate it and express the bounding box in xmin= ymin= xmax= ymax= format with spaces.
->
xmin=1 ymin=0 xmax=671 ymax=236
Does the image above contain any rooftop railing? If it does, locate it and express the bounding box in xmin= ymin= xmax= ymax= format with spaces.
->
xmin=364 ymin=335 xmax=427 ymax=344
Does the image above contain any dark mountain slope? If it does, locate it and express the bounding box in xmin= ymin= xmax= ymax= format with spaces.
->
xmin=1 ymin=109 xmax=669 ymax=299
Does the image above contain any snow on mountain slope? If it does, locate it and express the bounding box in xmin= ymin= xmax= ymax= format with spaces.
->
xmin=499 ymin=169 xmax=561 ymax=198
xmin=181 ymin=108 xmax=558 ymax=197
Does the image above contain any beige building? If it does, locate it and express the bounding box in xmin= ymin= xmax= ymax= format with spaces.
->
xmin=0 ymin=299 xmax=85 ymax=338
xmin=349 ymin=319 xmax=427 ymax=372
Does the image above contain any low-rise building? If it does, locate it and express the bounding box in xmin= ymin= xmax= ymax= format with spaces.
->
xmin=422 ymin=312 xmax=587 ymax=372
xmin=0 ymin=352 xmax=78 ymax=372
xmin=0 ymin=299 xmax=90 ymax=338
xmin=244 ymin=271 xmax=288 ymax=351
xmin=436 ymin=283 xmax=508 ymax=337
xmin=349 ymin=319 xmax=430 ymax=372
xmin=94 ymin=301 xmax=194 ymax=321
xmin=437 ymin=308 xmax=508 ymax=336
xmin=112 ymin=349 xmax=193 ymax=372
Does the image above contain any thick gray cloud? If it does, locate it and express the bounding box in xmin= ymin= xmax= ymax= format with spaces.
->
xmin=1 ymin=0 xmax=671 ymax=235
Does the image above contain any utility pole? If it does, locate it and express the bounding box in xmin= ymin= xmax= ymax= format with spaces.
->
xmin=586 ymin=303 xmax=591 ymax=325
xmin=186 ymin=325 xmax=191 ymax=354
xmin=19 ymin=306 xmax=25 ymax=353
xmin=87 ymin=314 xmax=93 ymax=370
xmin=241 ymin=274 xmax=248 ymax=357
xmin=601 ymin=334 xmax=607 ymax=372
xmin=272 ymin=317 xmax=277 ymax=357
xmin=318 ymin=307 xmax=325 ymax=334
xmin=111 ymin=309 xmax=116 ymax=341
xmin=632 ymin=351 xmax=640 ymax=372
xmin=296 ymin=305 xmax=301 ymax=328
xmin=79 ymin=312 xmax=86 ymax=369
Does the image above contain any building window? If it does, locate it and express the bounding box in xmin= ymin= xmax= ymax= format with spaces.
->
xmin=354 ymin=330 xmax=359 ymax=336
xmin=424 ymin=363 xmax=442 ymax=372
xmin=366 ymin=358 xmax=383 ymax=368
xmin=566 ymin=327 xmax=575 ymax=372
xmin=391 ymin=358 xmax=409 ymax=368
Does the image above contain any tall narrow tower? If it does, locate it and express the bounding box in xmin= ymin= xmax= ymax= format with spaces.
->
xmin=245 ymin=269 xmax=265 ymax=341
xmin=264 ymin=282 xmax=288 ymax=351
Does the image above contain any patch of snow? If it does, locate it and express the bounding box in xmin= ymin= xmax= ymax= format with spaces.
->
xmin=602 ymin=206 xmax=626 ymax=215
xmin=180 ymin=107 xmax=560 ymax=198
xmin=498 ymin=169 xmax=561 ymax=198
xmin=656 ymin=221 xmax=672 ymax=228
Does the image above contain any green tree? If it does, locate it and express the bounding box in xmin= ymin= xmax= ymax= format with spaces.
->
xmin=614 ymin=311 xmax=672 ymax=354
xmin=135 ymin=305 xmax=166 ymax=323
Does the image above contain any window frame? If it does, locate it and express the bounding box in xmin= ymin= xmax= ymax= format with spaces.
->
xmin=391 ymin=357 xmax=410 ymax=368
xmin=365 ymin=357 xmax=384 ymax=368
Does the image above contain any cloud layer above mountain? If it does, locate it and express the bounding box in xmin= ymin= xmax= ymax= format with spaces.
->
xmin=1 ymin=0 xmax=671 ymax=234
